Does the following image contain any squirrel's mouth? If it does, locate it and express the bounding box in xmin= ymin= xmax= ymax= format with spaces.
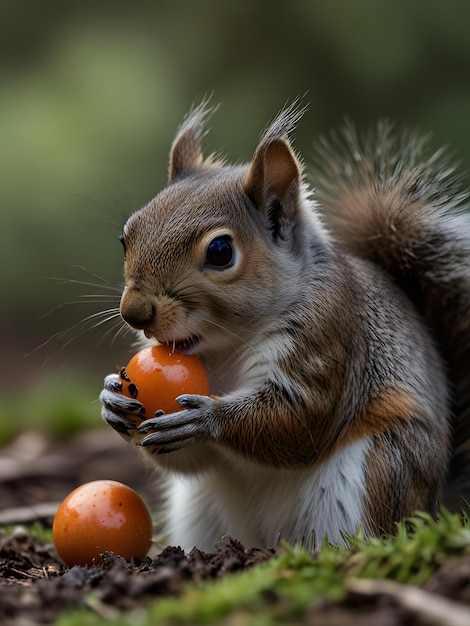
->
xmin=164 ymin=335 xmax=201 ymax=354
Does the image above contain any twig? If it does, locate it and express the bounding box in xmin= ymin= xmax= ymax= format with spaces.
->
xmin=0 ymin=503 xmax=59 ymax=526
xmin=347 ymin=577 xmax=470 ymax=626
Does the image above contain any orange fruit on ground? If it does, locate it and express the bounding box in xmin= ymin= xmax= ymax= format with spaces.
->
xmin=52 ymin=480 xmax=153 ymax=567
xmin=119 ymin=344 xmax=210 ymax=417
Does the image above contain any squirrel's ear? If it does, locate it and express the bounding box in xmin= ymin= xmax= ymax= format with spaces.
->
xmin=244 ymin=137 xmax=301 ymax=219
xmin=168 ymin=101 xmax=215 ymax=181
xmin=244 ymin=101 xmax=306 ymax=219
xmin=169 ymin=126 xmax=204 ymax=181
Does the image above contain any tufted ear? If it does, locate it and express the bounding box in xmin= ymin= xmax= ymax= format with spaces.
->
xmin=244 ymin=103 xmax=305 ymax=238
xmin=244 ymin=136 xmax=301 ymax=212
xmin=168 ymin=101 xmax=215 ymax=181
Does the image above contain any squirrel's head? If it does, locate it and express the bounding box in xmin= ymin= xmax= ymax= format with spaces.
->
xmin=118 ymin=101 xmax=328 ymax=357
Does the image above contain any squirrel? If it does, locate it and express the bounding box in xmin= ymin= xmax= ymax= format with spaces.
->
xmin=100 ymin=101 xmax=470 ymax=552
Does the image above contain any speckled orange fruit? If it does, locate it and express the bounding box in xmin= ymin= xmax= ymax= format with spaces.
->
xmin=119 ymin=345 xmax=210 ymax=417
xmin=52 ymin=480 xmax=153 ymax=567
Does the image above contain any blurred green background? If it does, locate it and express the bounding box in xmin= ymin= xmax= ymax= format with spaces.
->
xmin=1 ymin=0 xmax=470 ymax=439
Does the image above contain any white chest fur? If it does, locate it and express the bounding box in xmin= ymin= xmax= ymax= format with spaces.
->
xmin=166 ymin=437 xmax=372 ymax=551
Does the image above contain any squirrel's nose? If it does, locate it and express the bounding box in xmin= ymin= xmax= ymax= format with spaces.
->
xmin=120 ymin=287 xmax=155 ymax=330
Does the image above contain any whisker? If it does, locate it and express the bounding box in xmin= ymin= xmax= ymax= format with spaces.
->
xmin=83 ymin=310 xmax=123 ymax=329
xmin=29 ymin=260 xmax=133 ymax=376
xmin=66 ymin=191 xmax=126 ymax=227
xmin=42 ymin=294 xmax=120 ymax=311
xmin=86 ymin=314 xmax=130 ymax=346
xmin=107 ymin=320 xmax=134 ymax=346
xmin=40 ymin=298 xmax=120 ymax=320
xmin=45 ymin=265 xmax=123 ymax=300
xmin=98 ymin=177 xmax=133 ymax=224
xmin=47 ymin=277 xmax=123 ymax=293
xmin=34 ymin=315 xmax=128 ymax=372
xmin=79 ymin=294 xmax=121 ymax=300
xmin=32 ymin=308 xmax=122 ymax=355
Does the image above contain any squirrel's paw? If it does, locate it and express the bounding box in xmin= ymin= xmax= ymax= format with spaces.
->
xmin=99 ymin=373 xmax=146 ymax=441
xmin=137 ymin=394 xmax=216 ymax=453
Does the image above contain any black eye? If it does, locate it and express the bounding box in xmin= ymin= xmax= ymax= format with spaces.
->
xmin=205 ymin=235 xmax=235 ymax=269
xmin=118 ymin=234 xmax=126 ymax=252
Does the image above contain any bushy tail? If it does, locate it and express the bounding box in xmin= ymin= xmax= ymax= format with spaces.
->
xmin=311 ymin=121 xmax=470 ymax=509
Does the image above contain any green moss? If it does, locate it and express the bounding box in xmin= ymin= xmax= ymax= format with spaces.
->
xmin=0 ymin=522 xmax=54 ymax=545
xmin=55 ymin=508 xmax=470 ymax=625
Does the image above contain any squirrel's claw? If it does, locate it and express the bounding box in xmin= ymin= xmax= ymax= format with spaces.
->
xmin=101 ymin=405 xmax=140 ymax=435
xmin=99 ymin=373 xmax=146 ymax=441
xmin=176 ymin=394 xmax=215 ymax=410
xmin=137 ymin=394 xmax=216 ymax=451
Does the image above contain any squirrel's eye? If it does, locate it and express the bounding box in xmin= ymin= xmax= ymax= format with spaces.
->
xmin=118 ymin=234 xmax=126 ymax=252
xmin=205 ymin=235 xmax=235 ymax=269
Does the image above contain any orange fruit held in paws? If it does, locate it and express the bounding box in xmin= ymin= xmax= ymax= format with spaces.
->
xmin=119 ymin=344 xmax=210 ymax=417
xmin=52 ymin=480 xmax=153 ymax=567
